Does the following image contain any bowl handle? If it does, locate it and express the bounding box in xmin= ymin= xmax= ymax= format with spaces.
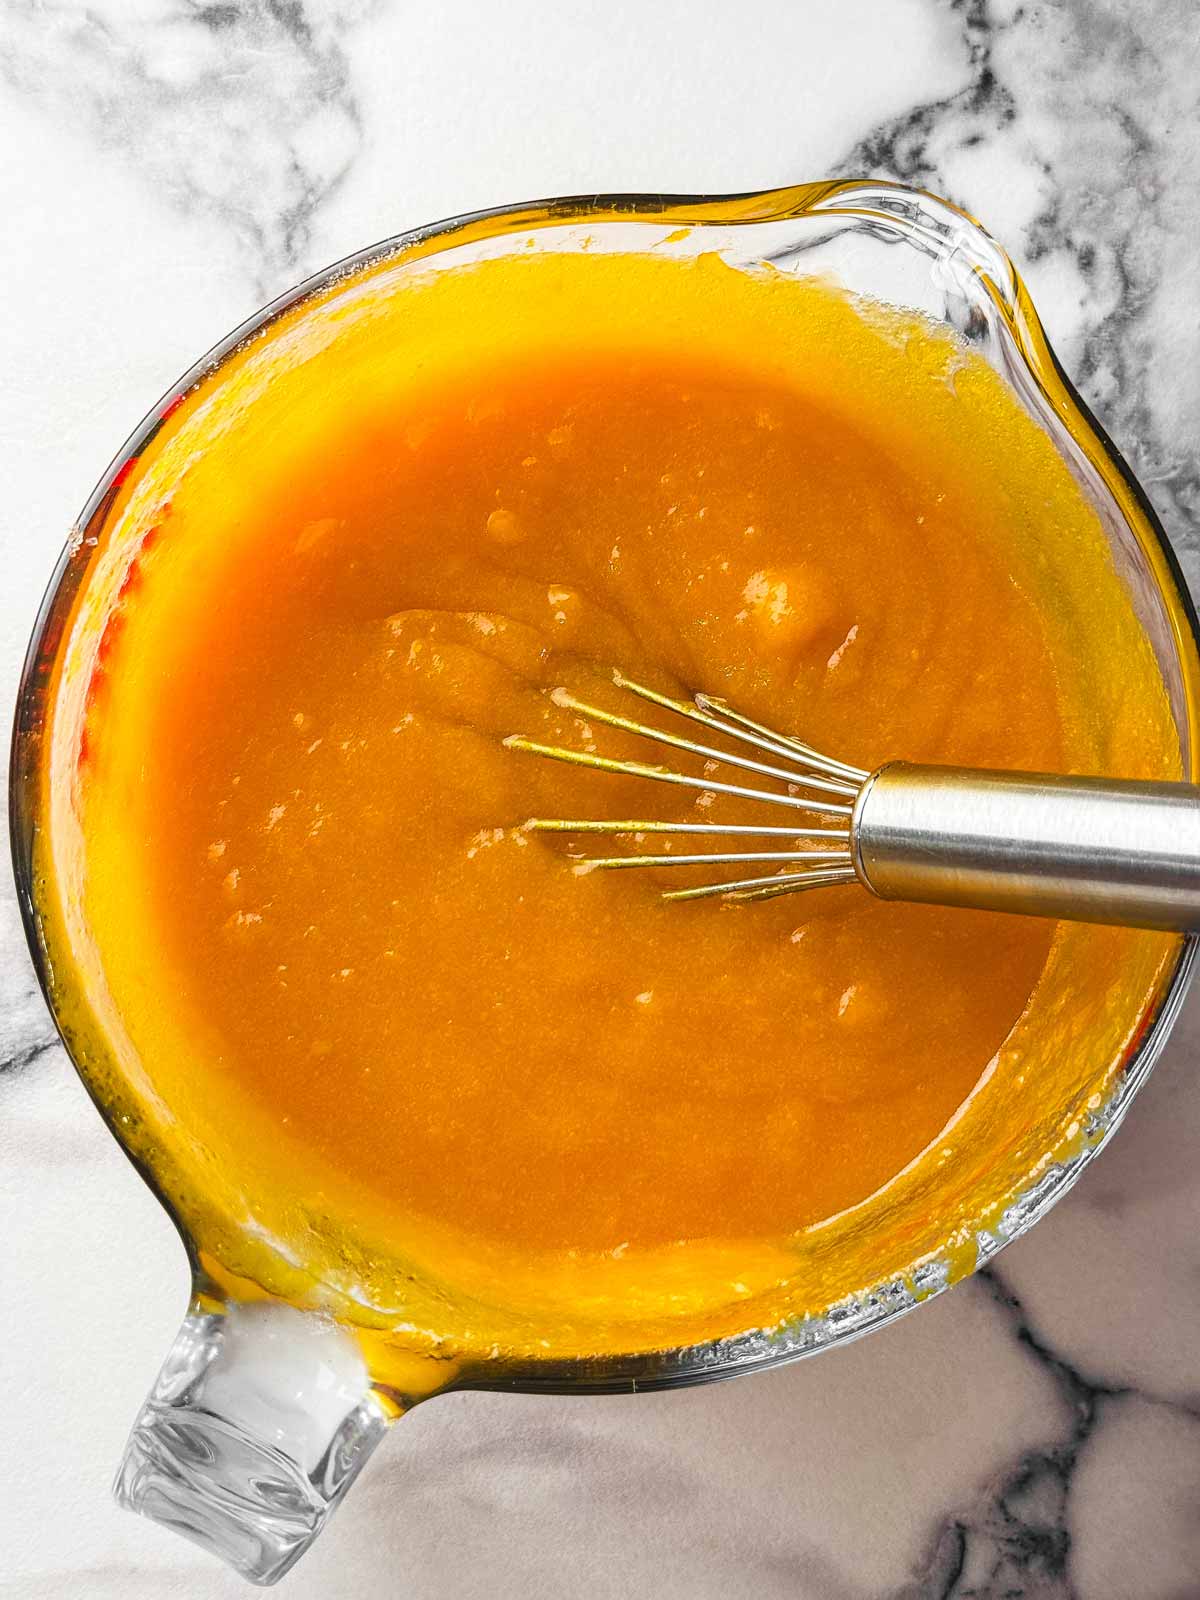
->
xmin=114 ymin=1298 xmax=392 ymax=1585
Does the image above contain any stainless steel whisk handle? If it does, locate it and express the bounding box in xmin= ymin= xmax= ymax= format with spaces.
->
xmin=854 ymin=765 xmax=1200 ymax=932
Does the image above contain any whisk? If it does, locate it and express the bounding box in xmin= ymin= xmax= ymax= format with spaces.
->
xmin=504 ymin=671 xmax=1200 ymax=932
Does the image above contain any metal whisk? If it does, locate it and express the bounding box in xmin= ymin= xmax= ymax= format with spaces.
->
xmin=504 ymin=672 xmax=1200 ymax=932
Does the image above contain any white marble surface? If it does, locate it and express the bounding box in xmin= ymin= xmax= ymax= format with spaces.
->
xmin=3 ymin=1 xmax=1200 ymax=1595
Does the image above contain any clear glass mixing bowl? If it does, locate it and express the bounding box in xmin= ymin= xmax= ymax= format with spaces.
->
xmin=10 ymin=180 xmax=1200 ymax=1583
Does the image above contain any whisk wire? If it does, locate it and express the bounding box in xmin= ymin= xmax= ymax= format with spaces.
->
xmin=502 ymin=736 xmax=854 ymax=817
xmin=525 ymin=819 xmax=847 ymax=838
xmin=692 ymin=691 xmax=869 ymax=785
xmin=664 ymin=866 xmax=858 ymax=903
xmin=580 ymin=849 xmax=853 ymax=870
xmin=548 ymin=684 xmax=858 ymax=799
xmin=504 ymin=672 xmax=870 ymax=902
xmin=614 ymin=672 xmax=867 ymax=787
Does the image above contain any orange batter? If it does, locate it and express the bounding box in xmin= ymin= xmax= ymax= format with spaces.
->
xmin=42 ymin=248 xmax=1180 ymax=1367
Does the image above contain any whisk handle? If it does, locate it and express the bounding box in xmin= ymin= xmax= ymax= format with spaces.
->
xmin=853 ymin=764 xmax=1200 ymax=932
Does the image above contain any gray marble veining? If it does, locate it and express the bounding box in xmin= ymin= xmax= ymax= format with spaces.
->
xmin=835 ymin=0 xmax=1200 ymax=594
xmin=2 ymin=2 xmax=1199 ymax=1595
xmin=0 ymin=0 xmax=375 ymax=285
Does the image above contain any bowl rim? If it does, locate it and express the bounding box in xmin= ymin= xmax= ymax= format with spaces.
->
xmin=10 ymin=177 xmax=1200 ymax=1395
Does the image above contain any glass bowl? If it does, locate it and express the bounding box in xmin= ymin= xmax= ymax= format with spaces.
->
xmin=10 ymin=179 xmax=1200 ymax=1583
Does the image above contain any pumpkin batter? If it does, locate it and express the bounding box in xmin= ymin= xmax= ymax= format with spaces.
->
xmin=42 ymin=247 xmax=1180 ymax=1365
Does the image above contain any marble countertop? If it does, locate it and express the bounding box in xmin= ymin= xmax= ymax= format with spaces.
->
xmin=3 ymin=1 xmax=1200 ymax=1595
